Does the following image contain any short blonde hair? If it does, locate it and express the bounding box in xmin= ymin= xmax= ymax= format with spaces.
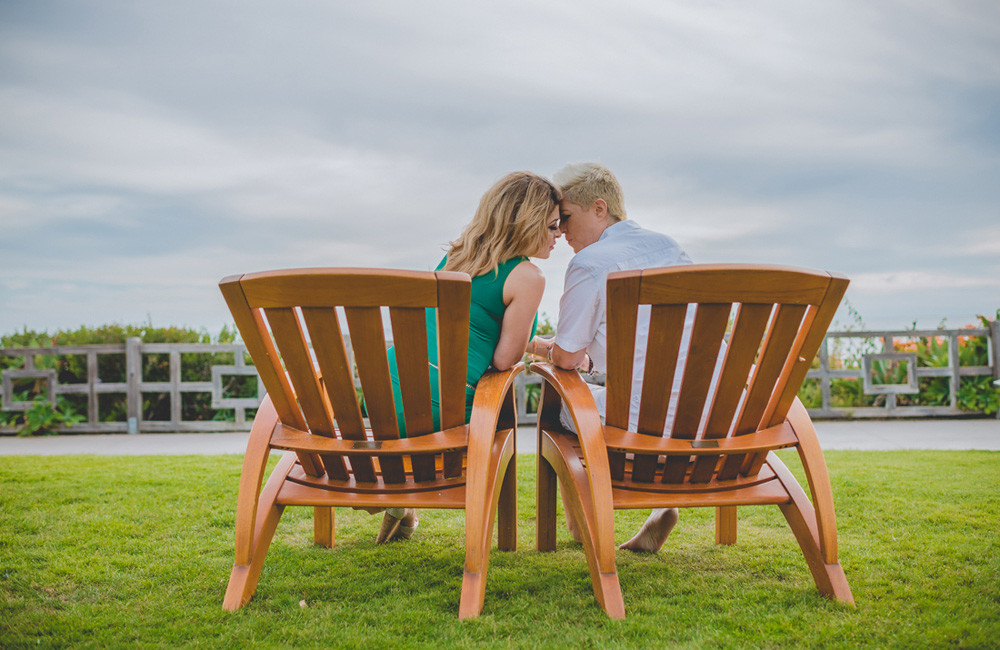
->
xmin=444 ymin=172 xmax=561 ymax=278
xmin=553 ymin=162 xmax=626 ymax=222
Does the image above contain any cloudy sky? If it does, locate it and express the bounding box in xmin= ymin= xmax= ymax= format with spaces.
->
xmin=1 ymin=0 xmax=998 ymax=337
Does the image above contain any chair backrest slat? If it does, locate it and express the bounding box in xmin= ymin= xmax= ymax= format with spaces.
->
xmin=389 ymin=306 xmax=437 ymax=482
xmin=630 ymin=304 xmax=687 ymax=483
xmin=344 ymin=306 xmax=406 ymax=484
xmin=669 ymin=303 xmax=730 ymax=440
xmin=221 ymin=268 xmax=472 ymax=487
xmin=716 ymin=305 xmax=808 ymax=481
xmin=703 ymin=303 xmax=773 ymax=438
xmin=605 ymin=271 xmax=641 ymax=431
xmin=219 ymin=278 xmax=323 ymax=477
xmin=264 ymin=307 xmax=333 ymax=436
xmin=688 ymin=303 xmax=774 ymax=484
xmin=265 ymin=306 xmax=350 ymax=481
xmin=766 ymin=279 xmax=844 ymax=425
xmin=436 ymin=272 xmax=472 ymax=427
xmin=389 ymin=307 xmax=434 ymax=437
xmin=301 ymin=307 xmax=377 ymax=483
xmin=605 ymin=264 xmax=848 ymax=486
xmin=636 ymin=304 xmax=688 ymax=435
xmin=435 ymin=272 xmax=472 ymax=478
xmin=733 ymin=304 xmax=807 ymax=435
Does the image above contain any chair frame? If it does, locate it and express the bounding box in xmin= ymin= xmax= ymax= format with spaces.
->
xmin=532 ymin=264 xmax=855 ymax=618
xmin=219 ymin=268 xmax=521 ymax=618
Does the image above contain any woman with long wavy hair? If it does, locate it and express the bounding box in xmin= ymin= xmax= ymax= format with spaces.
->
xmin=377 ymin=171 xmax=562 ymax=543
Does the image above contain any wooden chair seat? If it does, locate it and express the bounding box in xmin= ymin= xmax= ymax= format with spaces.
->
xmin=533 ymin=264 xmax=855 ymax=619
xmin=219 ymin=268 xmax=521 ymax=618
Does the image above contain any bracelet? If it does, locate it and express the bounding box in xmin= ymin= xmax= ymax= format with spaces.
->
xmin=586 ymin=355 xmax=594 ymax=374
xmin=546 ymin=343 xmax=553 ymax=364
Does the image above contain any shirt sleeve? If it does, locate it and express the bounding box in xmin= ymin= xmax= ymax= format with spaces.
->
xmin=554 ymin=261 xmax=603 ymax=354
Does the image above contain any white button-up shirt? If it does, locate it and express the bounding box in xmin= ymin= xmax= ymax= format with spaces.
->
xmin=555 ymin=219 xmax=693 ymax=432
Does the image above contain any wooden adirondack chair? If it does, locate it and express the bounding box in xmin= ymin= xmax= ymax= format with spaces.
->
xmin=531 ymin=264 xmax=854 ymax=619
xmin=219 ymin=268 xmax=522 ymax=618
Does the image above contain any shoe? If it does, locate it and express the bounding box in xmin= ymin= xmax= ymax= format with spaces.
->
xmin=375 ymin=508 xmax=419 ymax=544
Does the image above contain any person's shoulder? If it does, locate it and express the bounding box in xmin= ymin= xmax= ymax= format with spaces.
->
xmin=509 ymin=258 xmax=543 ymax=278
xmin=506 ymin=258 xmax=545 ymax=287
xmin=628 ymin=222 xmax=691 ymax=258
xmin=628 ymin=221 xmax=678 ymax=243
xmin=570 ymin=232 xmax=622 ymax=268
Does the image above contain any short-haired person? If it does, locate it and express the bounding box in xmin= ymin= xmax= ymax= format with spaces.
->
xmin=539 ymin=162 xmax=693 ymax=552
xmin=379 ymin=171 xmax=563 ymax=543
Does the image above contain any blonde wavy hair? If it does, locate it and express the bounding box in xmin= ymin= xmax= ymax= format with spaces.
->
xmin=444 ymin=172 xmax=561 ymax=278
xmin=553 ymin=162 xmax=626 ymax=222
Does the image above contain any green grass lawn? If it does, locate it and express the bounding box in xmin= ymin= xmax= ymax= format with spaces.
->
xmin=1 ymin=450 xmax=998 ymax=648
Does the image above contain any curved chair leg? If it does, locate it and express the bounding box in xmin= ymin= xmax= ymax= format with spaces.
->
xmin=537 ymin=450 xmax=558 ymax=552
xmin=497 ymin=451 xmax=517 ymax=552
xmin=459 ymin=429 xmax=515 ymax=619
xmin=768 ymin=453 xmax=854 ymax=605
xmin=540 ymin=431 xmax=625 ymax=619
xmin=223 ymin=452 xmax=296 ymax=611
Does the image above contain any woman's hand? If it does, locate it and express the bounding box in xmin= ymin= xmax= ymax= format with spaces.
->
xmin=527 ymin=336 xmax=554 ymax=359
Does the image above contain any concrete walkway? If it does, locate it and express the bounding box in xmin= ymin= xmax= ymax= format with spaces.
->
xmin=1 ymin=418 xmax=997 ymax=455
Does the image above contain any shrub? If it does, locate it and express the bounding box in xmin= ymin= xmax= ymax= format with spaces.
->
xmin=1 ymin=323 xmax=240 ymax=435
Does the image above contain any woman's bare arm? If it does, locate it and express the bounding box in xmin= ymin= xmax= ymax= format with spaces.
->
xmin=492 ymin=261 xmax=545 ymax=370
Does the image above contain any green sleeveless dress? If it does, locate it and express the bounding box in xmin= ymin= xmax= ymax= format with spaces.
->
xmin=386 ymin=256 xmax=538 ymax=437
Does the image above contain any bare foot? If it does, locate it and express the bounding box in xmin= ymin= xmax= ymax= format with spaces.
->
xmin=619 ymin=508 xmax=679 ymax=552
xmin=375 ymin=508 xmax=418 ymax=544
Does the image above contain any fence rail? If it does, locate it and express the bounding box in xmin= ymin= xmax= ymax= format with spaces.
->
xmin=805 ymin=322 xmax=999 ymax=418
xmin=1 ymin=339 xmax=258 ymax=434
xmin=3 ymin=322 xmax=998 ymax=434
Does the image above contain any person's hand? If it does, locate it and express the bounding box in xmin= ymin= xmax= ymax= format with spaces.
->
xmin=528 ymin=336 xmax=554 ymax=358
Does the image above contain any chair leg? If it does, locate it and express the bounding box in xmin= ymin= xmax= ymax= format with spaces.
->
xmin=715 ymin=506 xmax=737 ymax=545
xmin=497 ymin=453 xmax=517 ymax=552
xmin=314 ymin=507 xmax=335 ymax=548
xmin=223 ymin=452 xmax=296 ymax=611
xmin=459 ymin=434 xmax=515 ymax=619
xmin=769 ymin=454 xmax=854 ymax=605
xmin=540 ymin=433 xmax=625 ymax=619
xmin=537 ymin=451 xmax=558 ymax=552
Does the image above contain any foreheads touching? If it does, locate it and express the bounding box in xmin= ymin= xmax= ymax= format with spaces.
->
xmin=553 ymin=162 xmax=626 ymax=223
xmin=445 ymin=172 xmax=562 ymax=276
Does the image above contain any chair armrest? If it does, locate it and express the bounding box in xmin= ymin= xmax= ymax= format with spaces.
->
xmin=529 ymin=363 xmax=616 ymax=565
xmin=786 ymin=396 xmax=839 ymax=564
xmin=470 ymin=362 xmax=524 ymax=436
xmin=464 ymin=363 xmax=524 ymax=573
xmin=466 ymin=362 xmax=524 ymax=478
xmin=233 ymin=395 xmax=280 ymax=566
xmin=529 ymin=362 xmax=607 ymax=455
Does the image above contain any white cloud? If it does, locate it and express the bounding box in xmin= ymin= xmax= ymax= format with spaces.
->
xmin=851 ymin=271 xmax=1000 ymax=293
xmin=952 ymin=229 xmax=1000 ymax=256
xmin=1 ymin=0 xmax=998 ymax=335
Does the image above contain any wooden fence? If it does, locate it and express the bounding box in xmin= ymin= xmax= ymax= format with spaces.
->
xmin=0 ymin=339 xmax=259 ymax=434
xmin=3 ymin=322 xmax=998 ymax=434
xmin=805 ymin=322 xmax=1000 ymax=418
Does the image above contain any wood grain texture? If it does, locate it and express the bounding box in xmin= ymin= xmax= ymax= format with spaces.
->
xmin=532 ymin=264 xmax=854 ymax=617
xmin=220 ymin=268 xmax=511 ymax=618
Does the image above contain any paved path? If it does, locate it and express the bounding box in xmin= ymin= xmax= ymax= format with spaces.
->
xmin=1 ymin=418 xmax=997 ymax=455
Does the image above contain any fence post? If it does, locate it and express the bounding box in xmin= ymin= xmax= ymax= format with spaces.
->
xmin=992 ymin=319 xmax=1000 ymax=420
xmin=126 ymin=337 xmax=141 ymax=434
xmin=991 ymin=319 xmax=1000 ymax=381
